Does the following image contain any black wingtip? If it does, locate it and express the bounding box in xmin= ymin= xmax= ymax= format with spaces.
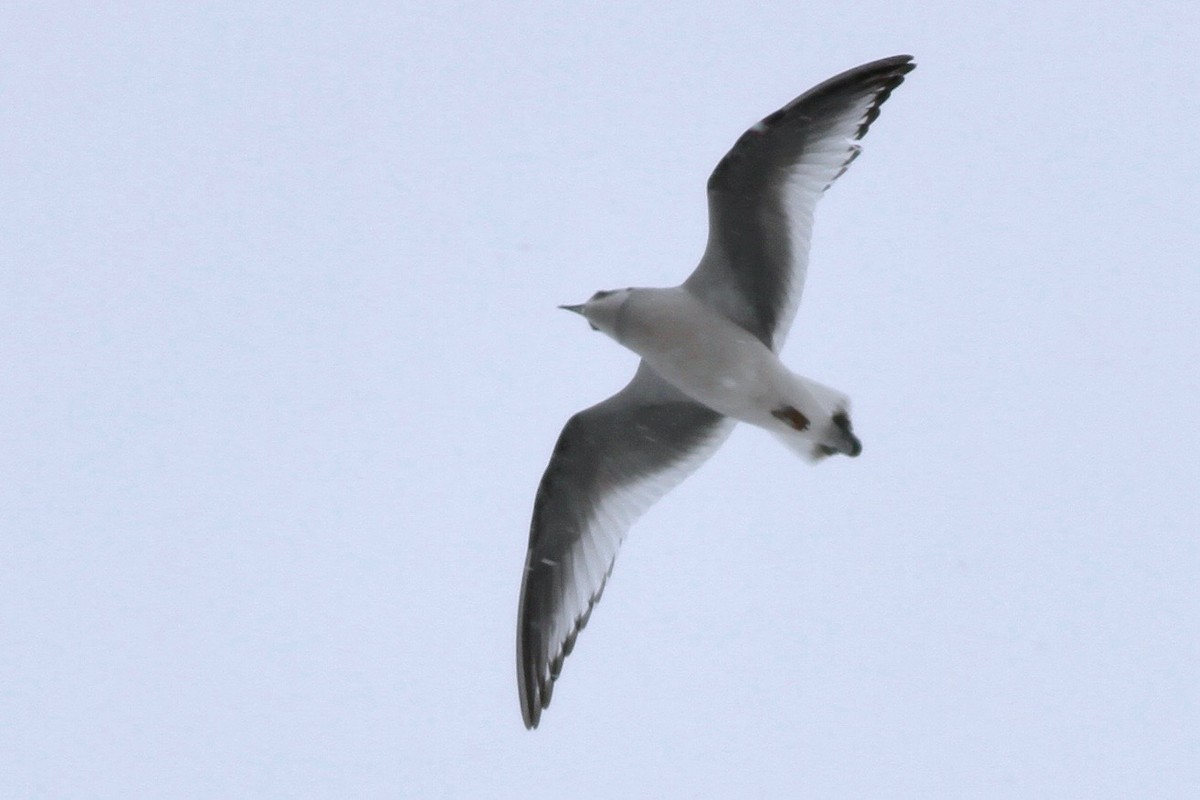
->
xmin=516 ymin=587 xmax=546 ymax=730
xmin=517 ymin=640 xmax=544 ymax=729
xmin=707 ymin=55 xmax=916 ymax=196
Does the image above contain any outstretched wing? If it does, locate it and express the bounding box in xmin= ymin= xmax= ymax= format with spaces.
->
xmin=684 ymin=55 xmax=915 ymax=351
xmin=517 ymin=363 xmax=733 ymax=728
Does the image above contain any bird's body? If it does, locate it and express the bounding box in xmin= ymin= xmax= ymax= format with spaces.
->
xmin=582 ymin=286 xmax=859 ymax=459
xmin=517 ymin=55 xmax=916 ymax=728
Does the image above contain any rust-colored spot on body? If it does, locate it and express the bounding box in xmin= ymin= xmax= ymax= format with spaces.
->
xmin=771 ymin=405 xmax=810 ymax=431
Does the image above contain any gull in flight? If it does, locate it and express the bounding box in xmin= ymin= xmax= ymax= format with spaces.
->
xmin=516 ymin=55 xmax=915 ymax=728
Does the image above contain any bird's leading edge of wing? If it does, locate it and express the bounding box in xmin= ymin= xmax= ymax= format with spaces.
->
xmin=685 ymin=54 xmax=916 ymax=351
xmin=517 ymin=364 xmax=734 ymax=728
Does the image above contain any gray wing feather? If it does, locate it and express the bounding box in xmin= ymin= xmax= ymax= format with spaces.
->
xmin=517 ymin=363 xmax=733 ymax=728
xmin=685 ymin=55 xmax=915 ymax=350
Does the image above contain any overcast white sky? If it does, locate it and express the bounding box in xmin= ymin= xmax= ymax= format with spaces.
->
xmin=3 ymin=2 xmax=1198 ymax=797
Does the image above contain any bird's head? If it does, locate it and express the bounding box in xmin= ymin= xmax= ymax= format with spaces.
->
xmin=559 ymin=288 xmax=633 ymax=337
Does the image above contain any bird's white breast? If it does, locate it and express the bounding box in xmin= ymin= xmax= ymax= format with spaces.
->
xmin=614 ymin=287 xmax=788 ymax=421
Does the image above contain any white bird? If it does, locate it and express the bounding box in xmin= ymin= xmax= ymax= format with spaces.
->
xmin=517 ymin=55 xmax=915 ymax=728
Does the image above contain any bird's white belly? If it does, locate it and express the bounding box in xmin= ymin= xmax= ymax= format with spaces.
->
xmin=616 ymin=289 xmax=789 ymax=423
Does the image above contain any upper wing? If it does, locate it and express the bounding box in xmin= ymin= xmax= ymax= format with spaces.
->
xmin=684 ymin=55 xmax=915 ymax=351
xmin=517 ymin=363 xmax=734 ymax=728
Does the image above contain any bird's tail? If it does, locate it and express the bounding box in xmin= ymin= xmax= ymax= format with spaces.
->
xmin=769 ymin=375 xmax=861 ymax=461
xmin=769 ymin=428 xmax=828 ymax=463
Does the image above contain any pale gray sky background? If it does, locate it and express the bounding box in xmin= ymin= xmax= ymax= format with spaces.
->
xmin=3 ymin=2 xmax=1197 ymax=797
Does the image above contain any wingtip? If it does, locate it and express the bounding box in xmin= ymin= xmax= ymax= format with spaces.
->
xmin=522 ymin=704 xmax=540 ymax=730
xmin=516 ymin=601 xmax=544 ymax=730
xmin=880 ymin=53 xmax=917 ymax=70
xmin=518 ymin=665 xmax=552 ymax=729
xmin=852 ymin=54 xmax=917 ymax=92
xmin=517 ymin=656 xmax=544 ymax=729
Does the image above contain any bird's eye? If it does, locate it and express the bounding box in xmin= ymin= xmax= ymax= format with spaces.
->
xmin=592 ymin=290 xmax=614 ymax=300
